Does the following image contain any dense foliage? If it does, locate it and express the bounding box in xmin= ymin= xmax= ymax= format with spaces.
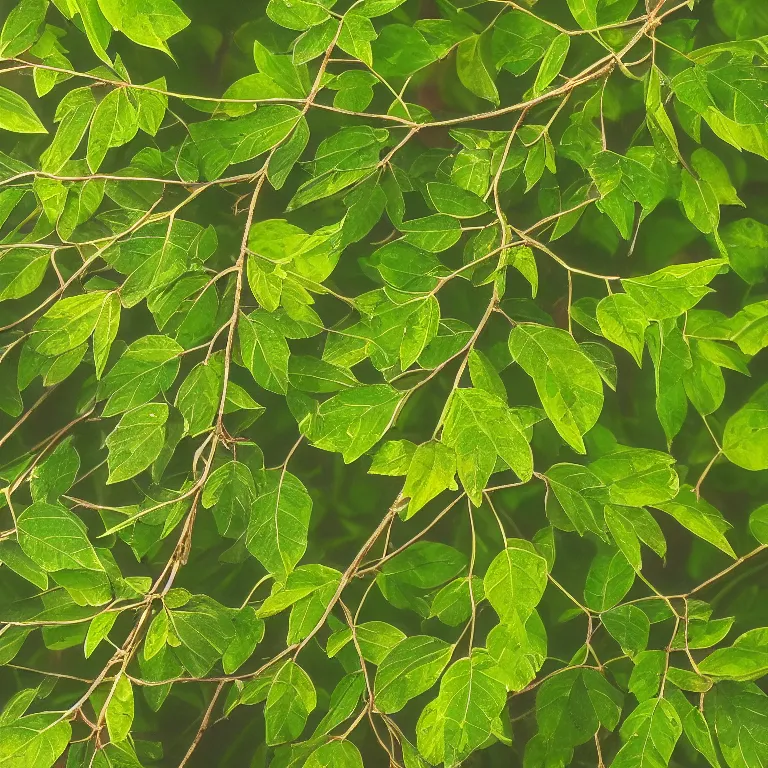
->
xmin=1 ymin=0 xmax=768 ymax=765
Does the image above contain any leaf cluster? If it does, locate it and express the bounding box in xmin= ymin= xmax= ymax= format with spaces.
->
xmin=1 ymin=0 xmax=768 ymax=767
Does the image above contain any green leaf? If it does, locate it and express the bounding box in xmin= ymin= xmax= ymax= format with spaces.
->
xmin=680 ymin=169 xmax=720 ymax=234
xmin=0 ymin=540 xmax=48 ymax=589
xmin=288 ymin=167 xmax=372 ymax=211
xmin=258 ymin=564 xmax=340 ymax=618
xmin=309 ymin=384 xmax=404 ymax=463
xmin=402 ymin=296 xmax=441 ymax=368
xmin=467 ymin=348 xmax=506 ymax=401
xmin=223 ymin=383 xmax=264 ymax=429
xmin=484 ymin=538 xmax=548 ymax=623
xmin=357 ymin=0 xmax=406 ymax=17
xmin=720 ymin=219 xmax=768 ymax=285
xmin=492 ymin=11 xmax=558 ymax=75
xmin=0 ymin=359 xmax=22 ymax=417
xmin=602 ymin=604 xmax=650 ymax=656
xmin=613 ymin=698 xmax=682 ymax=767
xmin=29 ymin=436 xmax=79 ymax=503
xmin=605 ymin=503 xmax=666 ymax=567
xmin=750 ymin=504 xmax=768 ymax=544
xmin=0 ymin=627 xmax=32 ymax=667
xmin=667 ymin=667 xmax=712 ymax=693
xmin=338 ymin=13 xmax=377 ymax=67
xmin=86 ymin=87 xmax=138 ymax=172
xmin=223 ymin=607 xmax=265 ymax=673
xmin=99 ymin=335 xmax=182 ymax=415
xmin=402 ymin=441 xmax=458 ymax=518
xmin=647 ymin=318 xmax=693 ymax=444
xmin=583 ymin=549 xmax=635 ymax=611
xmin=427 ymin=182 xmax=491 ymax=218
xmin=691 ymin=148 xmax=743 ymax=207
xmin=430 ymin=576 xmax=484 ymax=627
xmin=442 ymin=388 xmax=533 ymax=505
xmin=96 ymin=0 xmax=190 ymax=54
xmin=166 ymin=596 xmax=233 ymax=678
xmin=72 ymin=0 xmax=113 ymax=65
xmin=377 ymin=541 xmax=466 ymax=617
xmin=706 ymin=681 xmax=768 ymax=768
xmin=622 ymin=260 xmax=726 ymax=321
xmin=267 ymin=0 xmax=330 ymax=30
xmin=699 ymin=628 xmax=768 ymax=681
xmin=105 ymin=674 xmax=134 ymax=744
xmin=400 ymin=215 xmax=462 ymax=253
xmin=654 ymin=486 xmax=736 ymax=558
xmin=357 ymin=622 xmax=409 ymax=663
xmin=61 ymin=185 xmax=102 ymax=245
xmin=252 ymin=40 xmax=309 ymax=99
xmin=545 ymin=463 xmax=607 ymax=536
xmin=189 ymin=105 xmax=302 ymax=180
xmin=92 ymin=292 xmax=120 ymax=379
xmin=533 ymin=667 xmax=623 ymax=750
xmin=332 ymin=70 xmax=378 ymax=112
xmin=672 ymin=616 xmax=735 ymax=651
xmin=17 ymin=501 xmax=103 ymax=572
xmin=417 ymin=649 xmax=507 ymax=766
xmin=509 ymin=324 xmax=604 ymax=453
xmin=372 ymin=24 xmax=435 ymax=78
xmin=201 ymin=460 xmax=256 ymax=539
xmin=246 ymin=255 xmax=282 ymax=313
xmin=486 ymin=611 xmax=547 ymax=691
xmin=136 ymin=77 xmax=168 ymax=136
xmin=374 ymin=635 xmax=454 ymax=713
xmin=596 ymin=293 xmax=649 ymax=366
xmin=590 ymin=448 xmax=678 ymax=507
xmin=269 ymin=116 xmax=309 ymax=190
xmin=143 ymin=608 xmax=169 ymax=661
xmin=0 ymin=85 xmax=46 ymax=133
xmin=369 ymin=439 xmax=416 ymax=476
xmin=0 ymin=0 xmax=47 ymax=58
xmin=646 ymin=65 xmax=679 ymax=163
xmin=305 ymin=741 xmax=363 ymax=768
xmin=509 ymin=245 xmax=539 ymax=298
xmin=175 ymin=355 xmax=223 ymax=436
xmin=327 ymin=621 xmax=406 ymax=664
xmin=668 ymin=688 xmax=722 ymax=768
xmin=265 ymin=660 xmax=316 ymax=745
xmin=92 ymin=743 xmax=144 ymax=767
xmin=456 ymin=34 xmax=499 ymax=105
xmin=604 ymin=504 xmax=643 ymax=571
xmin=566 ymin=0 xmax=597 ymax=29
xmin=451 ymin=150 xmax=491 ymax=198
xmin=313 ymin=672 xmax=365 ymax=737
xmin=723 ymin=384 xmax=768 ymax=471
xmin=29 ymin=291 xmax=110 ymax=356
xmin=246 ymin=469 xmax=312 ymax=581
xmin=104 ymin=220 xmax=217 ymax=309
xmin=533 ymin=34 xmax=570 ymax=96
xmin=0 ymin=247 xmax=49 ymax=302
xmin=368 ymin=242 xmax=443 ymax=292
xmin=34 ymin=176 xmax=66 ymax=225
xmin=0 ymin=688 xmax=38 ymax=727
xmin=728 ymin=300 xmax=768 ymax=355
xmin=105 ymin=402 xmax=169 ymax=484
xmin=0 ymin=714 xmax=71 ymax=767
xmin=239 ymin=310 xmax=291 ymax=394
xmin=629 ymin=651 xmax=666 ymax=702
xmin=0 ymin=2 xmax=765 ymax=760
xmin=682 ymin=339 xmax=726 ymax=417
xmin=713 ymin=0 xmax=768 ymax=37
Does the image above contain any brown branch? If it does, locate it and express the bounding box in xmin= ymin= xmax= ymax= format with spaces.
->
xmin=178 ymin=682 xmax=226 ymax=768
